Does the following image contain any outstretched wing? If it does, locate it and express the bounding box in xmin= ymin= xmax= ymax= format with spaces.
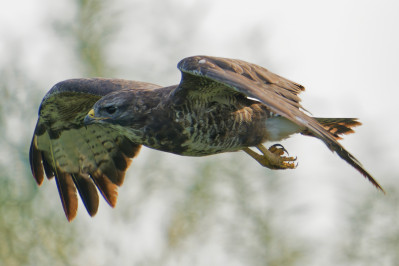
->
xmin=30 ymin=78 xmax=161 ymax=221
xmin=174 ymin=56 xmax=383 ymax=192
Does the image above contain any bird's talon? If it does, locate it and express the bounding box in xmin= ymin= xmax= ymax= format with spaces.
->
xmin=245 ymin=144 xmax=298 ymax=170
xmin=269 ymin=144 xmax=289 ymax=156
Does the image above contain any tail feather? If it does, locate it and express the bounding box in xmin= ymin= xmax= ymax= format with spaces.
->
xmin=302 ymin=118 xmax=361 ymax=140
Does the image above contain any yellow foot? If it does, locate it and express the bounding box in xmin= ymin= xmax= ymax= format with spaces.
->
xmin=243 ymin=144 xmax=297 ymax=170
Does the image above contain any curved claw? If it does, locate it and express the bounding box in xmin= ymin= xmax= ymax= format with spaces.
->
xmin=269 ymin=143 xmax=289 ymax=156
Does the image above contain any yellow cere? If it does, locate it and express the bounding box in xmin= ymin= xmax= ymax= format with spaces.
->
xmin=88 ymin=109 xmax=95 ymax=118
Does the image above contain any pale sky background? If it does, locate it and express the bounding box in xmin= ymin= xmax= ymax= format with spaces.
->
xmin=1 ymin=0 xmax=398 ymax=265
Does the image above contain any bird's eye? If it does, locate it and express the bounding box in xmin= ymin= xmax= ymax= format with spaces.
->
xmin=104 ymin=106 xmax=117 ymax=115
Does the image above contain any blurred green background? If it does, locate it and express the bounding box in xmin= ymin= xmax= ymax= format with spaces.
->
xmin=1 ymin=0 xmax=398 ymax=265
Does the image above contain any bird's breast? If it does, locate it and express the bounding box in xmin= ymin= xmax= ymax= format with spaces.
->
xmin=140 ymin=102 xmax=270 ymax=156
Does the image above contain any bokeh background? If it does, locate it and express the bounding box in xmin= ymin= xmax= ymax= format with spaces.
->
xmin=1 ymin=0 xmax=398 ymax=265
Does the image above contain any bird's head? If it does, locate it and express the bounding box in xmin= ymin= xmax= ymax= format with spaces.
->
xmin=84 ymin=90 xmax=148 ymax=127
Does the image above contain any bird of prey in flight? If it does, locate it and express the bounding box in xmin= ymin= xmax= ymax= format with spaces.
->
xmin=30 ymin=56 xmax=383 ymax=221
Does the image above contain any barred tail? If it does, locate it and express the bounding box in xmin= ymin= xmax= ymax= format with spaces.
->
xmin=302 ymin=118 xmax=362 ymax=140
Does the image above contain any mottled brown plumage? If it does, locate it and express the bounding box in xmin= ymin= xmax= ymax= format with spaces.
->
xmin=30 ymin=56 xmax=383 ymax=221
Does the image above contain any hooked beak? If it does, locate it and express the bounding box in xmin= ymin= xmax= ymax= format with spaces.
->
xmin=84 ymin=109 xmax=108 ymax=125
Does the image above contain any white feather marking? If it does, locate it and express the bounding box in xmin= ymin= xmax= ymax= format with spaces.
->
xmin=295 ymin=117 xmax=309 ymax=126
xmin=246 ymin=96 xmax=261 ymax=102
xmin=265 ymin=116 xmax=304 ymax=141
xmin=198 ymin=59 xmax=206 ymax=64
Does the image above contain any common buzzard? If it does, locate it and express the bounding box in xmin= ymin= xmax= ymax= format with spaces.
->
xmin=30 ymin=56 xmax=383 ymax=221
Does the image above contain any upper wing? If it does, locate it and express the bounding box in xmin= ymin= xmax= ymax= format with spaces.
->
xmin=30 ymin=78 xmax=161 ymax=221
xmin=174 ymin=56 xmax=383 ymax=192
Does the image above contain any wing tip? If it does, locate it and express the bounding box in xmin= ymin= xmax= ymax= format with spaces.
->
xmin=72 ymin=173 xmax=100 ymax=218
xmin=333 ymin=145 xmax=385 ymax=193
xmin=360 ymin=168 xmax=385 ymax=194
xmin=361 ymin=169 xmax=385 ymax=194
xmin=54 ymin=172 xmax=79 ymax=222
xmin=90 ymin=171 xmax=119 ymax=208
xmin=29 ymin=135 xmax=44 ymax=186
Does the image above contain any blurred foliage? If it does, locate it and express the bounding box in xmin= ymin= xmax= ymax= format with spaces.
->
xmin=52 ymin=0 xmax=119 ymax=77
xmin=72 ymin=0 xmax=117 ymax=76
xmin=0 ymin=66 xmax=81 ymax=266
xmin=118 ymin=153 xmax=308 ymax=266
xmin=336 ymin=182 xmax=399 ymax=266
